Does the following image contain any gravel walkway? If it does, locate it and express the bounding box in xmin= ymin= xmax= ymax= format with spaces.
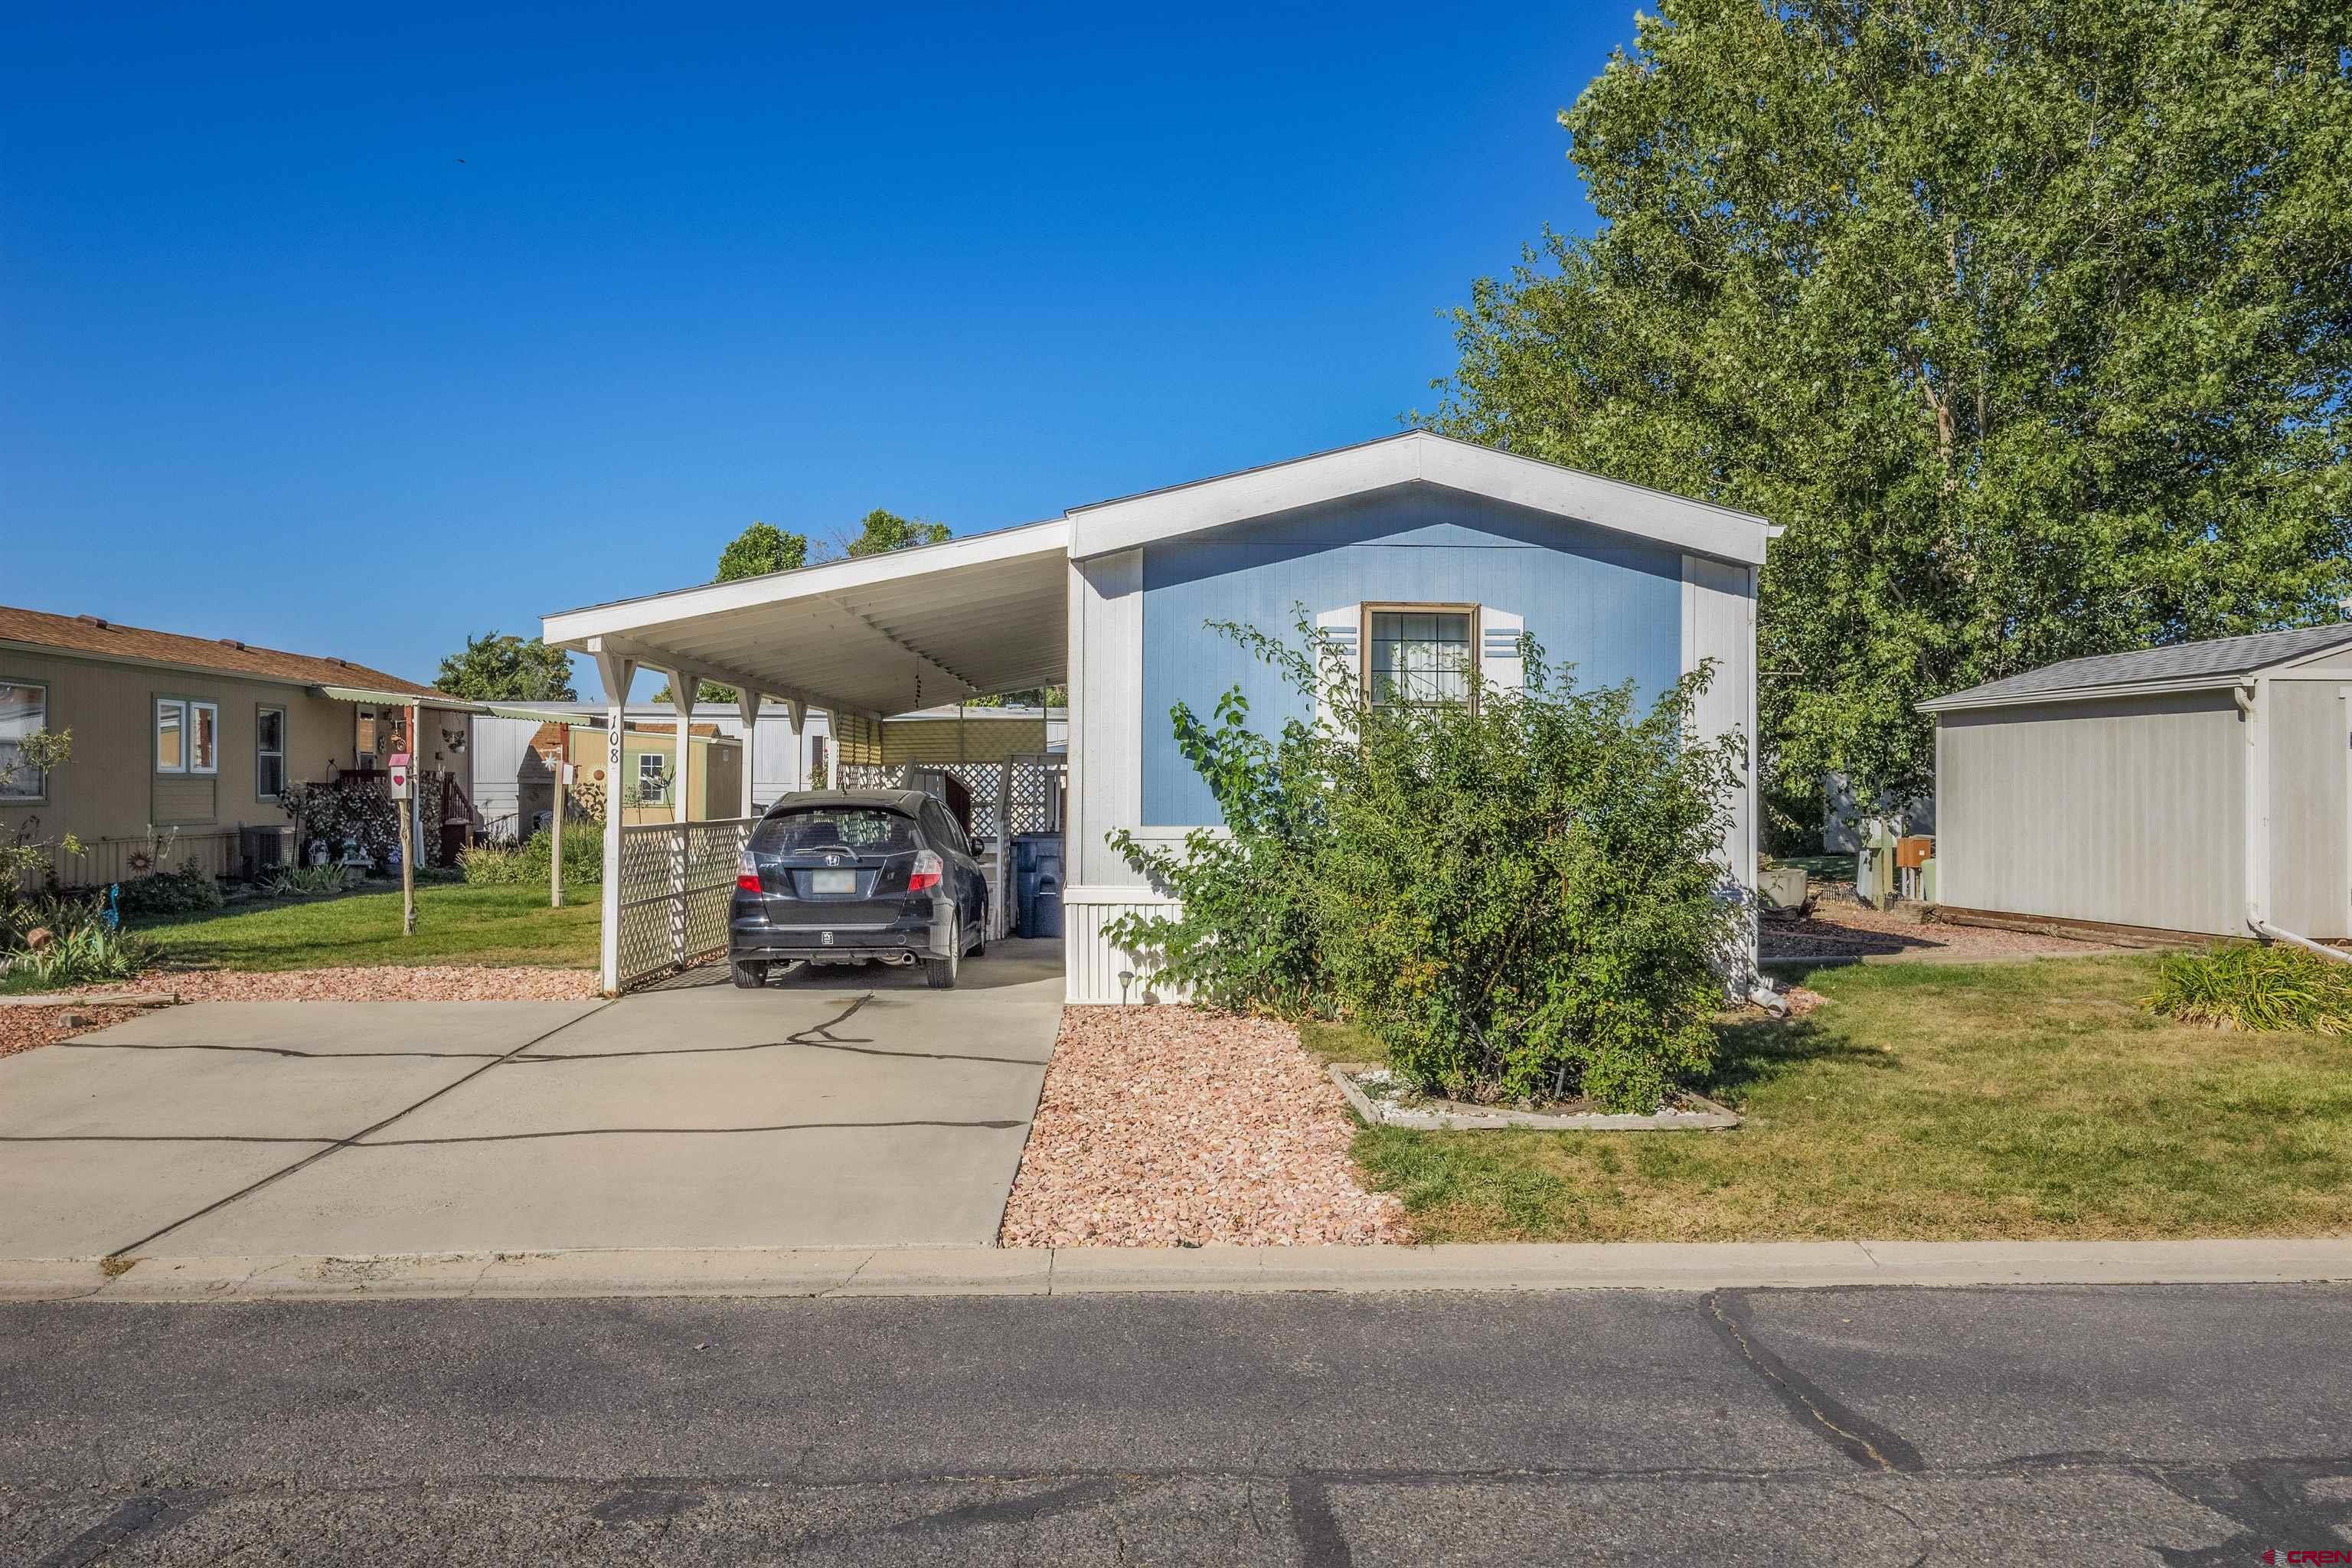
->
xmin=1001 ymin=1006 xmax=1407 ymax=1249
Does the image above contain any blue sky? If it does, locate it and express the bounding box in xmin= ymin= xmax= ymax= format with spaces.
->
xmin=2 ymin=3 xmax=1627 ymax=697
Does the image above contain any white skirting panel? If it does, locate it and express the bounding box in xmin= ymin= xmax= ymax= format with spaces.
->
xmin=1063 ymin=885 xmax=1190 ymax=1004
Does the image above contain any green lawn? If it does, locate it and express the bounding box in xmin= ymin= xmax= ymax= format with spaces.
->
xmin=1308 ymin=956 xmax=2352 ymax=1243
xmin=137 ymin=882 xmax=598 ymax=972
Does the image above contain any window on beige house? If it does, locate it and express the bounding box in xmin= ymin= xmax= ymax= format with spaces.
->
xmin=156 ymin=698 xmax=219 ymax=774
xmin=0 ymin=681 xmax=47 ymax=800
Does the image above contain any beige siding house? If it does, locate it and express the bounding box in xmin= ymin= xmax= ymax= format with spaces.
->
xmin=1922 ymin=624 xmax=2352 ymax=942
xmin=0 ymin=605 xmax=469 ymax=886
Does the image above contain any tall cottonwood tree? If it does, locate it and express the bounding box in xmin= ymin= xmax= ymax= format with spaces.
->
xmin=1429 ymin=0 xmax=2352 ymax=816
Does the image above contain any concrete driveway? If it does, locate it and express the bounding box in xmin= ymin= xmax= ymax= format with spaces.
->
xmin=0 ymin=941 xmax=1063 ymax=1259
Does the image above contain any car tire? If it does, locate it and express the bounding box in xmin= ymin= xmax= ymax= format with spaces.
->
xmin=926 ymin=914 xmax=960 ymax=990
xmin=730 ymin=959 xmax=769 ymax=989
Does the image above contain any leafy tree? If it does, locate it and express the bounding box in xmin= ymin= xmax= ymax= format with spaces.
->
xmin=844 ymin=508 xmax=951 ymax=558
xmin=433 ymin=633 xmax=577 ymax=702
xmin=1427 ymin=0 xmax=2352 ymax=815
xmin=716 ymin=521 xmax=808 ymax=580
xmin=658 ymin=521 xmax=814 ymax=703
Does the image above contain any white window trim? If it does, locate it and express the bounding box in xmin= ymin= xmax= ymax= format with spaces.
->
xmin=155 ymin=697 xmax=220 ymax=776
xmin=256 ymin=703 xmax=286 ymax=801
xmin=0 ymin=676 xmax=50 ymax=803
xmin=192 ymin=700 xmax=219 ymax=775
xmin=636 ymin=750 xmax=668 ymax=803
xmin=1362 ymin=603 xmax=1481 ymax=713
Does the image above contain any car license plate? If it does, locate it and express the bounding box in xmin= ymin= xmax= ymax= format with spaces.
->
xmin=811 ymin=870 xmax=855 ymax=894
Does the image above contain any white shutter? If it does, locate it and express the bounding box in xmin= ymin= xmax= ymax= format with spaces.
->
xmin=1314 ymin=605 xmax=1361 ymax=733
xmin=1479 ymin=606 xmax=1525 ymax=694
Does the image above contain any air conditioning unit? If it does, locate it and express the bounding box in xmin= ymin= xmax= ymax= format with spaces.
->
xmin=240 ymin=825 xmax=289 ymax=881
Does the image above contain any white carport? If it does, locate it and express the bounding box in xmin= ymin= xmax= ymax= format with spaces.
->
xmin=542 ymin=519 xmax=1072 ymax=992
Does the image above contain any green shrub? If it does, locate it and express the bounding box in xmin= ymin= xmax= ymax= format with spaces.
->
xmin=260 ymin=863 xmax=350 ymax=898
xmin=1109 ymin=612 xmax=1744 ymax=1112
xmin=461 ymin=827 xmax=603 ymax=887
xmin=114 ymin=858 xmax=224 ymax=921
xmin=14 ymin=922 xmax=154 ymax=987
xmin=459 ymin=840 xmax=530 ymax=884
xmin=279 ymin=782 xmax=401 ymax=867
xmin=3 ymin=889 xmax=103 ymax=951
xmin=1105 ymin=690 xmax=1324 ymax=1014
xmin=2146 ymin=942 xmax=2352 ymax=1034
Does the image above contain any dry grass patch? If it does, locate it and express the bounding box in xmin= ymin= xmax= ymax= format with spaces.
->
xmin=1344 ymin=956 xmax=2352 ymax=1243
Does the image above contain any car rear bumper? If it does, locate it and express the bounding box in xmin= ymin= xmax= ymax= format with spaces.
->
xmin=729 ymin=894 xmax=960 ymax=962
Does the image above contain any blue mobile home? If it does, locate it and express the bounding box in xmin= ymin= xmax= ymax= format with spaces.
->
xmin=545 ymin=432 xmax=1773 ymax=999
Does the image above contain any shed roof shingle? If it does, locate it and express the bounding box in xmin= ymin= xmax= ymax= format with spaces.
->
xmin=1922 ymin=623 xmax=2352 ymax=712
xmin=0 ymin=604 xmax=443 ymax=700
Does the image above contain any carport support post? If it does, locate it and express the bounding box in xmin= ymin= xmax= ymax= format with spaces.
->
xmin=592 ymin=645 xmax=635 ymax=995
xmin=735 ymin=688 xmax=763 ymax=818
xmin=668 ymin=671 xmax=699 ymax=973
xmin=550 ymin=739 xmax=566 ymax=909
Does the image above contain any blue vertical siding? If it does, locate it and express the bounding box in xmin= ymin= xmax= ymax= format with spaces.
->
xmin=1138 ymin=484 xmax=1684 ymax=825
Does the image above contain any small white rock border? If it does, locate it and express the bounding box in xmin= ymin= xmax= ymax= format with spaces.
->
xmin=1328 ymin=1063 xmax=1740 ymax=1132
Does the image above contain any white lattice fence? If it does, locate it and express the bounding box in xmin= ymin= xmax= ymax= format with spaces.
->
xmin=614 ymin=817 xmax=755 ymax=990
xmin=838 ymin=759 xmax=1060 ymax=841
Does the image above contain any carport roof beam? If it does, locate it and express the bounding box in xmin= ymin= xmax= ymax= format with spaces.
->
xmin=546 ymin=520 xmax=1070 ymax=720
xmin=582 ymin=635 xmax=880 ymax=726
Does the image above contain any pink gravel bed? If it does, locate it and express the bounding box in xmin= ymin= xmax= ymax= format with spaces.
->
xmin=1000 ymin=1005 xmax=1408 ymax=1249
xmin=69 ymin=965 xmax=601 ymax=1004
xmin=0 ymin=1004 xmax=142 ymax=1060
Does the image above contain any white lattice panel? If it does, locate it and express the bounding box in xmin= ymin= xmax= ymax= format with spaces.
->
xmin=613 ymin=818 xmax=754 ymax=991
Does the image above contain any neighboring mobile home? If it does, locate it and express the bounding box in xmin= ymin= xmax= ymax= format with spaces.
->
xmin=0 ymin=604 xmax=472 ymax=886
xmin=542 ymin=433 xmax=1773 ymax=997
xmin=468 ymin=701 xmax=1067 ymax=835
xmin=1921 ymin=624 xmax=2352 ymax=943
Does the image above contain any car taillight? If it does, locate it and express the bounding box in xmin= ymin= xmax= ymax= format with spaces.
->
xmin=908 ymin=849 xmax=942 ymax=894
xmin=736 ymin=849 xmax=761 ymax=893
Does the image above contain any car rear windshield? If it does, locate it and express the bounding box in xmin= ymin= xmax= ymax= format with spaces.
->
xmin=752 ymin=807 xmax=920 ymax=856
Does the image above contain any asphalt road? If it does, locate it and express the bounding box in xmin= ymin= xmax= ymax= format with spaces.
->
xmin=5 ymin=1283 xmax=2349 ymax=1565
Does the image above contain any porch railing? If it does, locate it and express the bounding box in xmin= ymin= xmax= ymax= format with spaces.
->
xmin=23 ymin=828 xmax=273 ymax=892
xmin=612 ymin=817 xmax=756 ymax=991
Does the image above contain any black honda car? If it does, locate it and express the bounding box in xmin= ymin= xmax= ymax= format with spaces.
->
xmin=728 ymin=790 xmax=988 ymax=989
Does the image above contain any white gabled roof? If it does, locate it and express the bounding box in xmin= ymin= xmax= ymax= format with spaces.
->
xmin=1065 ymin=430 xmax=1776 ymax=566
xmin=540 ymin=433 xmax=1772 ymax=720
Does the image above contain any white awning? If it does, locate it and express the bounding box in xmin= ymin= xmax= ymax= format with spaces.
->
xmin=541 ymin=519 xmax=1070 ymax=717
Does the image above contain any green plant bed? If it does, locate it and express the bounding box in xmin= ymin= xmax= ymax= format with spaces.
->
xmin=143 ymin=881 xmax=597 ymax=972
xmin=1343 ymin=956 xmax=2352 ymax=1243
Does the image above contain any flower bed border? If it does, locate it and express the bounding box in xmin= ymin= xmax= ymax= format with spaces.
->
xmin=1328 ymin=1063 xmax=1740 ymax=1132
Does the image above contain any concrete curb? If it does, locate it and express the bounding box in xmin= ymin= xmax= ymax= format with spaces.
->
xmin=5 ymin=1237 xmax=2352 ymax=1303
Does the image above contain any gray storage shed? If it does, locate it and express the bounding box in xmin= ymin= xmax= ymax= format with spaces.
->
xmin=1920 ymin=625 xmax=2352 ymax=942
